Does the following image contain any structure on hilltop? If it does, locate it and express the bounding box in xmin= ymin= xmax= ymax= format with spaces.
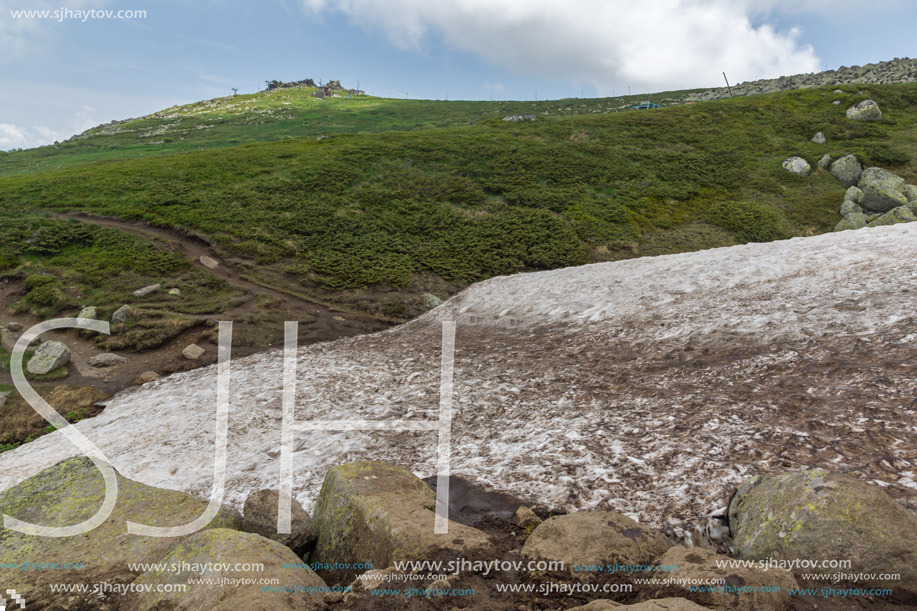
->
xmin=265 ymin=78 xmax=365 ymax=97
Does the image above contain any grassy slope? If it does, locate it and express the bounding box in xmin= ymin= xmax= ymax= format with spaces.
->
xmin=0 ymin=83 xmax=915 ymax=312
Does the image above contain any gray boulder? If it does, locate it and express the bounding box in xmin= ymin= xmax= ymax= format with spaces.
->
xmin=521 ymin=510 xmax=671 ymax=579
xmin=781 ymin=156 xmax=810 ymax=176
xmin=0 ymin=391 xmax=10 ymax=410
xmin=199 ymin=255 xmax=220 ymax=269
xmin=810 ymin=132 xmax=826 ymax=144
xmin=858 ymin=167 xmax=908 ymax=212
xmin=132 ymin=283 xmax=160 ymax=298
xmin=846 ymin=99 xmax=882 ymax=121
xmin=182 ymin=344 xmax=205 ymax=360
xmin=311 ymin=461 xmax=491 ymax=582
xmin=243 ymin=489 xmax=317 ymax=558
xmin=647 ymin=546 xmax=796 ymax=611
xmin=844 ymin=185 xmax=864 ymax=203
xmin=0 ymin=457 xmax=241 ymax=610
xmin=134 ymin=370 xmax=160 ymax=385
xmin=126 ymin=529 xmax=326 ymax=610
xmin=816 ymin=154 xmax=831 ymax=169
xmin=88 ymin=352 xmax=127 ymax=368
xmin=6 ymin=322 xmax=23 ymax=332
xmin=901 ymin=184 xmax=917 ymax=204
xmin=26 ymin=340 xmax=70 ymax=375
xmin=111 ymin=305 xmax=132 ymax=323
xmin=867 ymin=205 xmax=916 ymax=227
xmin=422 ymin=293 xmax=444 ymax=309
xmin=77 ymin=306 xmax=97 ymax=320
xmin=833 ymin=213 xmax=868 ymax=232
xmin=168 ymin=288 xmax=181 ymax=296
xmin=839 ymin=200 xmax=863 ymax=217
xmin=728 ymin=470 xmax=917 ymax=601
xmin=829 ymin=154 xmax=862 ymax=188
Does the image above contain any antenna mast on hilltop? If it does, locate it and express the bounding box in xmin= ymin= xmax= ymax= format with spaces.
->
xmin=231 ymin=87 xmax=239 ymax=97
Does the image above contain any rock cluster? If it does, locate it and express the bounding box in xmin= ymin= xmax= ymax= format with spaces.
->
xmin=832 ymin=160 xmax=917 ymax=232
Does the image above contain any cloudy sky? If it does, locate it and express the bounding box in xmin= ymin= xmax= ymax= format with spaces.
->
xmin=1 ymin=0 xmax=915 ymax=150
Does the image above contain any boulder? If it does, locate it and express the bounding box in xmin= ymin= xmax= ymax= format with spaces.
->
xmin=810 ymin=132 xmax=826 ymax=144
xmin=125 ymin=529 xmax=327 ymax=610
xmin=521 ymin=511 xmax=671 ymax=579
xmin=901 ymin=184 xmax=917 ymax=204
xmin=866 ymin=205 xmax=916 ymax=227
xmin=0 ymin=457 xmax=241 ymax=610
xmin=132 ymin=283 xmax=160 ymax=298
xmin=858 ymin=167 xmax=908 ymax=212
xmin=77 ymin=306 xmax=98 ymax=320
xmin=168 ymin=288 xmax=181 ymax=296
xmin=0 ymin=391 xmax=10 ymax=410
xmin=25 ymin=340 xmax=70 ymax=375
xmin=311 ymin=461 xmax=491 ymax=582
xmin=88 ymin=352 xmax=127 ymax=368
xmin=199 ymin=255 xmax=220 ymax=269
xmin=839 ymin=200 xmax=863 ymax=217
xmin=844 ymin=185 xmax=864 ymax=204
xmin=829 ymin=155 xmax=862 ymax=188
xmin=182 ymin=344 xmax=205 ymax=360
xmin=422 ymin=293 xmax=444 ymax=310
xmin=111 ymin=304 xmax=132 ymax=323
xmin=834 ymin=213 xmax=868 ymax=232
xmin=512 ymin=505 xmax=542 ymax=530
xmin=6 ymin=322 xmax=23 ymax=332
xmin=781 ymin=156 xmax=810 ymax=176
xmin=816 ymin=154 xmax=831 ymax=169
xmin=647 ymin=546 xmax=796 ymax=611
xmin=846 ymin=99 xmax=882 ymax=121
xmin=134 ymin=370 xmax=160 ymax=385
xmin=728 ymin=470 xmax=917 ymax=601
xmin=242 ymin=489 xmax=317 ymax=558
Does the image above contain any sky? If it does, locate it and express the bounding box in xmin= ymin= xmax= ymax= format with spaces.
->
xmin=1 ymin=0 xmax=915 ymax=150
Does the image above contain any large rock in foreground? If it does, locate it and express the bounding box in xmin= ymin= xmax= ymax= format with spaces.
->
xmin=311 ymin=461 xmax=492 ymax=583
xmin=648 ymin=546 xmax=796 ymax=611
xmin=728 ymin=469 xmax=917 ymax=601
xmin=243 ymin=489 xmax=317 ymax=558
xmin=858 ymin=167 xmax=908 ymax=212
xmin=26 ymin=340 xmax=70 ymax=375
xmin=521 ymin=510 xmax=671 ymax=578
xmin=125 ymin=529 xmax=326 ymax=610
xmin=0 ymin=457 xmax=242 ymax=610
xmin=846 ymin=99 xmax=882 ymax=121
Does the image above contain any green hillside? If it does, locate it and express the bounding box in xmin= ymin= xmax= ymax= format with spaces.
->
xmin=1 ymin=83 xmax=915 ymax=322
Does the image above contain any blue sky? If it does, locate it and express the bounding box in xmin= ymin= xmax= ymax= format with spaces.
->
xmin=1 ymin=0 xmax=915 ymax=149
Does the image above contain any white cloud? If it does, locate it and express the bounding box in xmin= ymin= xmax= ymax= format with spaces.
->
xmin=0 ymin=105 xmax=98 ymax=150
xmin=297 ymin=0 xmax=903 ymax=92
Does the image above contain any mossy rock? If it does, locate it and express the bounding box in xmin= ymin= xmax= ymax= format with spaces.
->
xmin=728 ymin=470 xmax=917 ymax=602
xmin=311 ymin=461 xmax=491 ymax=584
xmin=521 ymin=510 xmax=672 ymax=580
xmin=858 ymin=167 xmax=908 ymax=212
xmin=833 ymin=213 xmax=868 ymax=232
xmin=647 ymin=546 xmax=796 ymax=611
xmin=0 ymin=457 xmax=241 ymax=609
xmin=125 ymin=529 xmax=326 ymax=610
xmin=866 ymin=205 xmax=916 ymax=227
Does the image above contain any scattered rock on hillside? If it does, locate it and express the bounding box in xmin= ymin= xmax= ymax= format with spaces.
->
xmin=816 ymin=154 xmax=831 ymax=169
xmin=199 ymin=255 xmax=219 ymax=269
xmin=810 ymin=132 xmax=826 ymax=144
xmin=0 ymin=392 xmax=10 ymax=410
xmin=834 ymin=213 xmax=869 ymax=232
xmin=77 ymin=306 xmax=97 ymax=320
xmin=502 ymin=114 xmax=536 ymax=122
xmin=840 ymin=200 xmax=864 ymax=217
xmin=0 ymin=457 xmax=241 ymax=611
xmin=168 ymin=288 xmax=181 ymax=296
xmin=781 ymin=156 xmax=810 ymax=176
xmin=26 ymin=341 xmax=70 ymax=375
xmin=88 ymin=352 xmax=127 ymax=368
xmin=846 ymin=99 xmax=882 ymax=121
xmin=867 ymin=205 xmax=916 ymax=227
xmin=422 ymin=293 xmax=444 ymax=309
xmin=829 ymin=154 xmax=863 ymax=187
xmin=521 ymin=511 xmax=671 ymax=579
xmin=6 ymin=322 xmax=22 ymax=332
xmin=243 ymin=489 xmax=317 ymax=558
xmin=132 ymin=283 xmax=160 ymax=298
xmin=182 ymin=344 xmax=205 ymax=360
xmin=858 ymin=167 xmax=909 ymax=212
xmin=111 ymin=304 xmax=132 ymax=323
xmin=311 ymin=461 xmax=492 ymax=582
xmin=126 ymin=529 xmax=327 ymax=610
xmin=728 ymin=469 xmax=917 ymax=601
xmin=832 ymin=100 xmax=842 ymax=105
xmin=648 ymin=546 xmax=797 ymax=611
xmin=134 ymin=370 xmax=160 ymax=385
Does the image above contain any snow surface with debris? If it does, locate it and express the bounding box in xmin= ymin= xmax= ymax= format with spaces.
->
xmin=1 ymin=224 xmax=916 ymax=539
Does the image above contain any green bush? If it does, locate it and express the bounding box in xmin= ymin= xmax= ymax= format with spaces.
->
xmin=704 ymin=200 xmax=790 ymax=243
xmin=863 ymin=143 xmax=910 ymax=166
